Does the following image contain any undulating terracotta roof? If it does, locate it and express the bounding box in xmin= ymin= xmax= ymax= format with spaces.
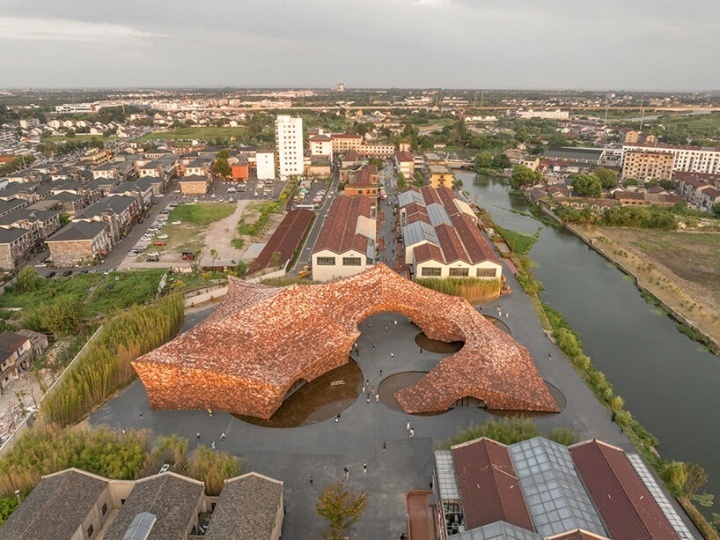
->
xmin=133 ymin=265 xmax=558 ymax=419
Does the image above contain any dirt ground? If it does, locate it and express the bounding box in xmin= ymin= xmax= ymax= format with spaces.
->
xmin=571 ymin=225 xmax=720 ymax=349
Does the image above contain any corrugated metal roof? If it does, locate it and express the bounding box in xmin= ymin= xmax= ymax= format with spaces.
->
xmin=453 ymin=521 xmax=542 ymax=539
xmin=508 ymin=438 xmax=607 ymax=538
xmin=403 ymin=220 xmax=439 ymax=248
xmin=435 ymin=450 xmax=460 ymax=501
xmin=426 ymin=203 xmax=452 ymax=227
xmin=399 ymin=187 xmax=424 ymax=207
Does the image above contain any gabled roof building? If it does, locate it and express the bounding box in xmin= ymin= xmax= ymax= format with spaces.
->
xmin=399 ymin=186 xmax=502 ymax=280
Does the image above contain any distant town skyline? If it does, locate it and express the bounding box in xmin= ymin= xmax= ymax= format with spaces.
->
xmin=0 ymin=0 xmax=717 ymax=91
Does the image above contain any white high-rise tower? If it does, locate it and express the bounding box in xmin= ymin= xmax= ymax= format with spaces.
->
xmin=275 ymin=115 xmax=304 ymax=179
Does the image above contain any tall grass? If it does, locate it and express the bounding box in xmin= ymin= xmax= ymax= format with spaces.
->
xmin=415 ymin=277 xmax=501 ymax=305
xmin=0 ymin=426 xmax=151 ymax=496
xmin=41 ymin=294 xmax=184 ymax=426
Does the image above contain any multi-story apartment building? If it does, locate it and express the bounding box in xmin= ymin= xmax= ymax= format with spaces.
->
xmin=623 ymin=143 xmax=720 ymax=175
xmin=275 ymin=115 xmax=304 ymax=179
xmin=256 ymin=150 xmax=276 ymax=180
xmin=621 ymin=150 xmax=675 ymax=182
xmin=331 ymin=133 xmax=363 ymax=154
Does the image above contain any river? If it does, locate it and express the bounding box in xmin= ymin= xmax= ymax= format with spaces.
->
xmin=461 ymin=170 xmax=720 ymax=516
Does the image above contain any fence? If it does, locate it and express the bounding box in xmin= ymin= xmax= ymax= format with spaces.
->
xmin=0 ymin=325 xmax=103 ymax=457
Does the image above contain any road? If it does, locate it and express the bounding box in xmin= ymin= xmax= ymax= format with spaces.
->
xmin=291 ymin=159 xmax=340 ymax=273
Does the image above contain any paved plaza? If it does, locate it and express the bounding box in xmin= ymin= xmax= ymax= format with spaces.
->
xmin=89 ymin=263 xmax=634 ymax=539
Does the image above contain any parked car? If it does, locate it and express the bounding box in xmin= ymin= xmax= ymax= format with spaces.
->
xmin=62 ymin=270 xmax=73 ymax=277
xmin=45 ymin=271 xmax=56 ymax=278
xmin=158 ymin=234 xmax=169 ymax=240
xmin=146 ymin=255 xmax=159 ymax=262
xmin=181 ymin=250 xmax=196 ymax=261
xmin=154 ymin=241 xmax=167 ymax=247
xmin=34 ymin=263 xmax=47 ymax=268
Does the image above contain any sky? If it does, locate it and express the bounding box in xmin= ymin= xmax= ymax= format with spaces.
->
xmin=0 ymin=0 xmax=717 ymax=91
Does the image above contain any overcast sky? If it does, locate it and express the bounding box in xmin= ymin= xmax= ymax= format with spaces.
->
xmin=0 ymin=0 xmax=717 ymax=91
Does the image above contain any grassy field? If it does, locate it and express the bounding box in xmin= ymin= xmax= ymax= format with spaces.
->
xmin=573 ymin=226 xmax=720 ymax=349
xmin=601 ymin=229 xmax=720 ymax=308
xmin=138 ymin=127 xmax=247 ymax=142
xmin=0 ymin=269 xmax=166 ymax=318
xmin=142 ymin=202 xmax=236 ymax=256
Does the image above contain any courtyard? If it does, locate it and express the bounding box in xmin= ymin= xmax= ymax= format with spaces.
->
xmin=89 ymin=265 xmax=632 ymax=538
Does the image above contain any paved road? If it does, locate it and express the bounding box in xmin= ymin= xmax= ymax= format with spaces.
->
xmin=292 ymin=160 xmax=340 ymax=273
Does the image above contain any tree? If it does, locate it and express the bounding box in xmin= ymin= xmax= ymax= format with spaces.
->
xmin=217 ymin=149 xmax=230 ymax=160
xmin=316 ymin=480 xmax=369 ymax=540
xmin=571 ymin=174 xmax=602 ymax=198
xmin=210 ymin=248 xmax=218 ymax=267
xmin=510 ymin=165 xmax=541 ymax=189
xmin=594 ymin=167 xmax=617 ymax=189
xmin=491 ymin=153 xmax=511 ymax=170
xmin=474 ymin=151 xmax=493 ymax=169
xmin=397 ymin=172 xmax=407 ymax=189
xmin=235 ymin=260 xmax=247 ymax=277
xmin=214 ymin=157 xmax=231 ymax=179
xmin=15 ymin=267 xmax=41 ymax=293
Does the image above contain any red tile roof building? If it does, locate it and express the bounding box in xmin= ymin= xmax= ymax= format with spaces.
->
xmin=312 ymin=194 xmax=376 ymax=281
xmin=247 ymin=209 xmax=314 ymax=275
xmin=133 ymin=265 xmax=558 ymax=419
xmin=569 ymin=440 xmax=680 ymax=540
xmin=399 ymin=186 xmax=502 ymax=280
xmin=452 ymin=439 xmax=534 ymax=531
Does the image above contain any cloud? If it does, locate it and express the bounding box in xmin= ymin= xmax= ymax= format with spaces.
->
xmin=0 ymin=17 xmax=163 ymax=42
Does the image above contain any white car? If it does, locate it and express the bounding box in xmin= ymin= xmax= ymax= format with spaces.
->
xmin=171 ymin=220 xmax=182 ymax=225
xmin=158 ymin=234 xmax=169 ymax=240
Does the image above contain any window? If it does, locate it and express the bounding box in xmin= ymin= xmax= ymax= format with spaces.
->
xmin=449 ymin=268 xmax=469 ymax=277
xmin=421 ymin=267 xmax=442 ymax=277
xmin=87 ymin=524 xmax=94 ymax=538
xmin=476 ymin=268 xmax=497 ymax=278
xmin=317 ymin=257 xmax=335 ymax=266
xmin=101 ymin=502 xmax=108 ymax=516
xmin=342 ymin=257 xmax=362 ymax=266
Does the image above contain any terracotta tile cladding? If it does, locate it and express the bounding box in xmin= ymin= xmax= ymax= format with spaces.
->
xmin=133 ymin=265 xmax=558 ymax=419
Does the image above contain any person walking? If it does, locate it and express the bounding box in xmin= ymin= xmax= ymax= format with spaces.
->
xmin=548 ymin=352 xmax=553 ymax=361
xmin=344 ymin=466 xmax=349 ymax=480
xmin=383 ymin=441 xmax=387 ymax=451
xmin=363 ymin=463 xmax=367 ymax=474
xmin=211 ymin=441 xmax=215 ymax=450
xmin=390 ymin=353 xmax=394 ymax=360
xmin=410 ymin=427 xmax=415 ymax=438
xmin=220 ymin=432 xmax=226 ymax=440
xmin=309 ymin=475 xmax=314 ymax=485
xmin=366 ymin=395 xmax=370 ymax=404
xmin=379 ymin=369 xmax=383 ymax=377
xmin=139 ymin=413 xmax=144 ymax=423
xmin=375 ymin=393 xmax=379 ymax=402
xmin=335 ymin=413 xmax=341 ymax=423
xmin=196 ymin=432 xmax=200 ymax=440
xmin=406 ymin=420 xmax=411 ymax=431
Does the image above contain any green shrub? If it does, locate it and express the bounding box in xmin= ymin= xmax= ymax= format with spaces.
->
xmin=547 ymin=427 xmax=578 ymax=446
xmin=41 ymin=294 xmax=184 ymax=426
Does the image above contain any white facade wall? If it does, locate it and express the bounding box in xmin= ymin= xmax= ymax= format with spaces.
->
xmin=310 ymin=140 xmax=332 ymax=157
xmin=312 ymin=248 xmax=370 ymax=282
xmin=275 ymin=115 xmax=304 ymax=179
xmin=415 ymin=259 xmax=502 ymax=280
xmin=256 ymin=151 xmax=276 ymax=180
xmin=623 ymin=145 xmax=720 ymax=175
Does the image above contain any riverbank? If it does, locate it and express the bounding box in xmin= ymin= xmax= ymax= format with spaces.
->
xmin=565 ymin=223 xmax=720 ymax=354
